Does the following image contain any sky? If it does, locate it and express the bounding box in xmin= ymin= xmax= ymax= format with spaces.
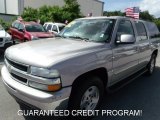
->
xmin=102 ymin=0 xmax=160 ymax=17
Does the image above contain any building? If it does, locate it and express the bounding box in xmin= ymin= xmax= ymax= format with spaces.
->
xmin=0 ymin=0 xmax=104 ymax=21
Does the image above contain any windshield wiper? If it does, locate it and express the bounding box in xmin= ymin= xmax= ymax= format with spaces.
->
xmin=67 ymin=36 xmax=90 ymax=41
xmin=55 ymin=34 xmax=66 ymax=38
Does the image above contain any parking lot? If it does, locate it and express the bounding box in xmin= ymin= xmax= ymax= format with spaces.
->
xmin=0 ymin=52 xmax=160 ymax=120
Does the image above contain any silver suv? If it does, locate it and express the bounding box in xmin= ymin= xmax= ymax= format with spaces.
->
xmin=1 ymin=16 xmax=160 ymax=111
xmin=0 ymin=24 xmax=12 ymax=49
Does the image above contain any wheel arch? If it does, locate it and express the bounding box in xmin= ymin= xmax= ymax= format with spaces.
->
xmin=152 ymin=49 xmax=158 ymax=57
xmin=69 ymin=67 xmax=108 ymax=102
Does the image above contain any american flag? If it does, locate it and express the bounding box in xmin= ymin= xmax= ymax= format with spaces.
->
xmin=125 ymin=7 xmax=140 ymax=19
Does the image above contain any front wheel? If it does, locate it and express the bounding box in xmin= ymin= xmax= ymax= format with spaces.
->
xmin=146 ymin=54 xmax=156 ymax=75
xmin=68 ymin=76 xmax=104 ymax=110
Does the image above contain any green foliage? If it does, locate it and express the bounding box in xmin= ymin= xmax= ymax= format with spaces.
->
xmin=103 ymin=10 xmax=160 ymax=31
xmin=154 ymin=19 xmax=160 ymax=30
xmin=21 ymin=0 xmax=82 ymax=24
xmin=21 ymin=7 xmax=39 ymax=21
xmin=104 ymin=11 xmax=125 ymax=16
xmin=0 ymin=19 xmax=12 ymax=31
xmin=139 ymin=11 xmax=155 ymax=21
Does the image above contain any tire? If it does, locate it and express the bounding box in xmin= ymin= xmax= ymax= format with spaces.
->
xmin=12 ymin=38 xmax=16 ymax=45
xmin=23 ymin=39 xmax=27 ymax=42
xmin=68 ymin=76 xmax=104 ymax=111
xmin=146 ymin=54 xmax=156 ymax=75
xmin=4 ymin=43 xmax=12 ymax=49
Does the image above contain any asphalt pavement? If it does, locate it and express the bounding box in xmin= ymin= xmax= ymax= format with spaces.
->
xmin=0 ymin=54 xmax=160 ymax=120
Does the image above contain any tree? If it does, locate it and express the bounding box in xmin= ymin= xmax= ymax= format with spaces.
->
xmin=139 ymin=11 xmax=154 ymax=21
xmin=63 ymin=0 xmax=82 ymax=21
xmin=21 ymin=0 xmax=82 ymax=24
xmin=103 ymin=10 xmax=160 ymax=31
xmin=104 ymin=11 xmax=125 ymax=16
xmin=21 ymin=7 xmax=39 ymax=21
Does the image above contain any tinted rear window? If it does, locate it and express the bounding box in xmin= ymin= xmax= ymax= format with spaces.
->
xmin=25 ymin=24 xmax=46 ymax=32
xmin=145 ymin=22 xmax=160 ymax=38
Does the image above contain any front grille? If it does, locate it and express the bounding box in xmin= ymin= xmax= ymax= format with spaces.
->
xmin=11 ymin=73 xmax=27 ymax=83
xmin=5 ymin=57 xmax=29 ymax=84
xmin=6 ymin=58 xmax=28 ymax=72
xmin=0 ymin=38 xmax=3 ymax=42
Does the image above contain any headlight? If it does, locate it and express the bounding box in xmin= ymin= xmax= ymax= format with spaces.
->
xmin=31 ymin=35 xmax=38 ymax=40
xmin=30 ymin=66 xmax=61 ymax=91
xmin=28 ymin=79 xmax=61 ymax=91
xmin=5 ymin=33 xmax=11 ymax=41
xmin=30 ymin=66 xmax=60 ymax=78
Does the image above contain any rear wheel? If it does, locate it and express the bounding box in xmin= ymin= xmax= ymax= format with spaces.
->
xmin=68 ymin=76 xmax=104 ymax=111
xmin=146 ymin=54 xmax=156 ymax=75
xmin=23 ymin=39 xmax=27 ymax=42
xmin=12 ymin=38 xmax=16 ymax=45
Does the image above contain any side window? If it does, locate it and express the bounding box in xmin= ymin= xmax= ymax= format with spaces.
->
xmin=43 ymin=24 xmax=47 ymax=29
xmin=135 ymin=22 xmax=148 ymax=40
xmin=46 ymin=24 xmax=52 ymax=31
xmin=52 ymin=25 xmax=58 ymax=32
xmin=117 ymin=20 xmax=134 ymax=36
xmin=18 ymin=23 xmax=24 ymax=30
xmin=12 ymin=22 xmax=16 ymax=28
xmin=14 ymin=23 xmax=20 ymax=29
xmin=146 ymin=22 xmax=159 ymax=38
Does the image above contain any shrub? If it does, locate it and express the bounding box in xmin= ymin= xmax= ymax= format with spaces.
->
xmin=21 ymin=0 xmax=82 ymax=24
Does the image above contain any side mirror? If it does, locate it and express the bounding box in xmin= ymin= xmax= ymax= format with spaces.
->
xmin=116 ymin=34 xmax=135 ymax=44
xmin=19 ymin=29 xmax=24 ymax=33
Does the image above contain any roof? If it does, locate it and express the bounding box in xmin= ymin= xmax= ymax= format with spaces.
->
xmin=93 ymin=0 xmax=104 ymax=4
xmin=14 ymin=20 xmax=41 ymax=25
xmin=44 ymin=22 xmax=66 ymax=26
xmin=77 ymin=16 xmax=146 ymax=21
xmin=77 ymin=16 xmax=126 ymax=20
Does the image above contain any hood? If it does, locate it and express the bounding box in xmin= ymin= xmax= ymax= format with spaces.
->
xmin=5 ymin=38 xmax=105 ymax=67
xmin=30 ymin=32 xmax=53 ymax=38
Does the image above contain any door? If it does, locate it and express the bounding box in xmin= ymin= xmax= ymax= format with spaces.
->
xmin=134 ymin=21 xmax=151 ymax=68
xmin=52 ymin=25 xmax=58 ymax=34
xmin=11 ymin=22 xmax=20 ymax=39
xmin=112 ymin=20 xmax=139 ymax=84
xmin=16 ymin=23 xmax=25 ymax=42
xmin=46 ymin=24 xmax=52 ymax=32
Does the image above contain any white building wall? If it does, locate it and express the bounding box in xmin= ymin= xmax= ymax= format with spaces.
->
xmin=0 ymin=0 xmax=5 ymax=13
xmin=24 ymin=0 xmax=65 ymax=9
xmin=78 ymin=0 xmax=104 ymax=16
xmin=6 ymin=0 xmax=19 ymax=15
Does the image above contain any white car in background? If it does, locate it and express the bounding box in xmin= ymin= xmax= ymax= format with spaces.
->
xmin=0 ymin=24 xmax=12 ymax=49
xmin=43 ymin=22 xmax=66 ymax=34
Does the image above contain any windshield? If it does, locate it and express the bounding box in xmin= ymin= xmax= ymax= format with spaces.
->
xmin=59 ymin=19 xmax=116 ymax=42
xmin=0 ymin=24 xmax=3 ymax=30
xmin=25 ymin=24 xmax=46 ymax=32
xmin=59 ymin=25 xmax=65 ymax=31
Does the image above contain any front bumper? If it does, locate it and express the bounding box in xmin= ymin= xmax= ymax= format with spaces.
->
xmin=1 ymin=66 xmax=71 ymax=110
xmin=0 ymin=39 xmax=12 ymax=48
